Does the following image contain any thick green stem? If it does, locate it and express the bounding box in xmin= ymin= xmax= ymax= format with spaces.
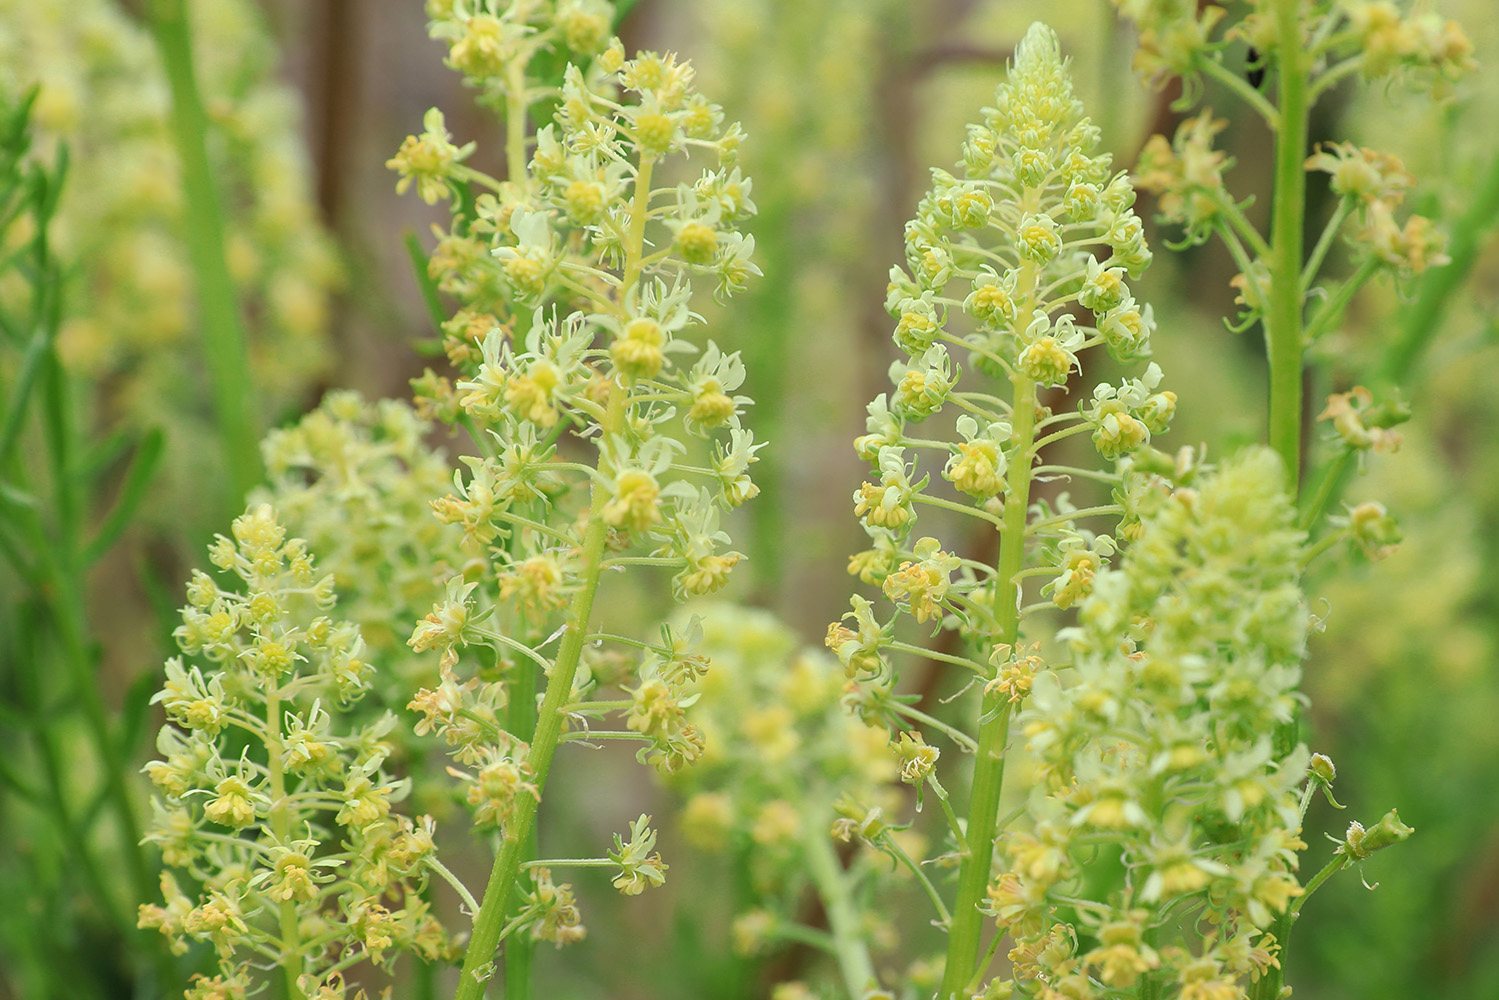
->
xmin=1266 ymin=0 xmax=1311 ymax=494
xmin=503 ymin=658 xmax=538 ymax=1000
xmin=150 ymin=0 xmax=261 ymax=506
xmin=939 ymin=375 xmax=1038 ymax=998
xmin=804 ymin=823 xmax=877 ymax=995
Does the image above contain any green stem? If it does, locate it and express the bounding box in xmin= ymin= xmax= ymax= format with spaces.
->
xmin=452 ymin=486 xmax=612 ymax=1000
xmin=1298 ymin=449 xmax=1355 ymax=531
xmin=1253 ymin=853 xmax=1349 ymax=1000
xmin=34 ymin=349 xmax=156 ymax=921
xmin=149 ymin=0 xmax=261 ymax=507
xmin=503 ymin=20 xmax=531 ymax=185
xmin=804 ymin=824 xmax=877 ymax=995
xmin=1198 ymin=54 xmax=1281 ymax=128
xmin=1302 ymin=199 xmax=1351 ymax=293
xmin=265 ymin=684 xmax=306 ymax=999
xmin=454 ymin=147 xmax=654 ymax=1000
xmin=939 ymin=375 xmax=1037 ymax=998
xmin=503 ymin=658 xmax=537 ymax=1000
xmin=881 ymin=832 xmax=951 ymax=925
xmin=1288 ymin=853 xmax=1349 ymax=918
xmin=1304 ymin=257 xmax=1379 ymax=345
xmin=1266 ymin=0 xmax=1311 ymax=494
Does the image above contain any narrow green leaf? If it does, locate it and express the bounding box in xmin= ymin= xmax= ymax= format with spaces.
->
xmin=403 ymin=231 xmax=448 ymax=333
xmin=83 ymin=427 xmax=164 ymax=565
xmin=0 ymin=324 xmax=49 ymax=465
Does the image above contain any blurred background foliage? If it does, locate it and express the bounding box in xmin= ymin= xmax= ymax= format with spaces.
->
xmin=0 ymin=0 xmax=1496 ymax=997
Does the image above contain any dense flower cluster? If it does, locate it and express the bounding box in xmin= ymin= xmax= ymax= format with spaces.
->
xmin=835 ymin=22 xmax=1170 ymax=670
xmin=825 ymin=25 xmax=1176 ymax=996
xmin=395 ymin=20 xmax=760 ymax=822
xmin=138 ymin=508 xmax=448 ymax=998
xmin=387 ymin=6 xmax=764 ymax=993
xmin=258 ymin=392 xmax=472 ymax=679
xmin=989 ymin=449 xmax=1312 ymax=998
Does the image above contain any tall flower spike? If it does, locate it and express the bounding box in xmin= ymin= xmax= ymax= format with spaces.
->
xmin=390 ymin=19 xmax=762 ymax=999
xmin=829 ymin=24 xmax=1174 ymax=996
xmin=139 ymin=506 xmax=448 ymax=997
xmin=997 ymin=448 xmax=1312 ymax=998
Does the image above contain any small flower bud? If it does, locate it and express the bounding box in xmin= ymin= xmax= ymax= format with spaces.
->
xmin=1341 ymin=808 xmax=1414 ymax=860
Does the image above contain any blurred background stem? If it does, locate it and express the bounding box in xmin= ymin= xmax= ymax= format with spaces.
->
xmin=150 ymin=0 xmax=262 ymax=510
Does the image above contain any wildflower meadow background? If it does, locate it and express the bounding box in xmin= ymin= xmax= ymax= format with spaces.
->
xmin=1 ymin=1 xmax=1496 ymax=999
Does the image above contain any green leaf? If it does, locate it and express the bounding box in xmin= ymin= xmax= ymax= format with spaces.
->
xmin=0 ymin=324 xmax=50 ymax=466
xmin=404 ymin=231 xmax=448 ymax=334
xmin=83 ymin=427 xmax=164 ymax=565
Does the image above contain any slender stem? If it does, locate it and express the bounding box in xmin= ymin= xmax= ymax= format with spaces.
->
xmin=1198 ymin=54 xmax=1281 ymax=128
xmin=1253 ymin=853 xmax=1349 ymax=1000
xmin=803 ymin=823 xmax=877 ymax=995
xmin=149 ymin=0 xmax=260 ymax=507
xmin=1299 ymin=528 xmax=1349 ymax=568
xmin=880 ymin=832 xmax=951 ymax=925
xmin=619 ymin=157 xmax=656 ymax=302
xmin=940 ymin=375 xmax=1037 ymax=998
xmin=265 ymin=684 xmax=306 ymax=999
xmin=1298 ymin=450 xmax=1354 ymax=531
xmin=1265 ymin=0 xmax=1311 ymax=494
xmin=1217 ymin=218 xmax=1261 ymax=291
xmin=889 ymin=640 xmax=985 ymax=675
xmin=35 ymin=350 xmax=156 ymax=920
xmin=1027 ymin=422 xmax=1091 ymax=456
xmin=559 ymin=730 xmax=651 ymax=743
xmin=1209 ymin=188 xmax=1273 ymax=259
xmin=1304 ymin=257 xmax=1379 ymax=345
xmin=502 ymin=0 xmax=534 ymax=182
xmin=965 ymin=930 xmax=1006 ymax=994
xmin=1308 ymin=55 xmax=1365 ymax=103
xmin=889 ymin=702 xmax=979 ymax=753
xmin=454 ymin=147 xmax=654 ymax=1000
xmin=1026 ymin=504 xmax=1120 ymax=535
xmin=771 ymin=924 xmax=837 ymax=953
xmin=927 ymin=773 xmax=968 ymax=848
xmin=1302 ymin=199 xmax=1351 ymax=293
xmin=1288 ymin=854 xmax=1349 ymax=918
xmin=915 ymin=493 xmax=1005 ymax=529
xmin=428 ymin=858 xmax=482 ymax=917
xmin=452 ymin=486 xmax=612 ymax=1000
